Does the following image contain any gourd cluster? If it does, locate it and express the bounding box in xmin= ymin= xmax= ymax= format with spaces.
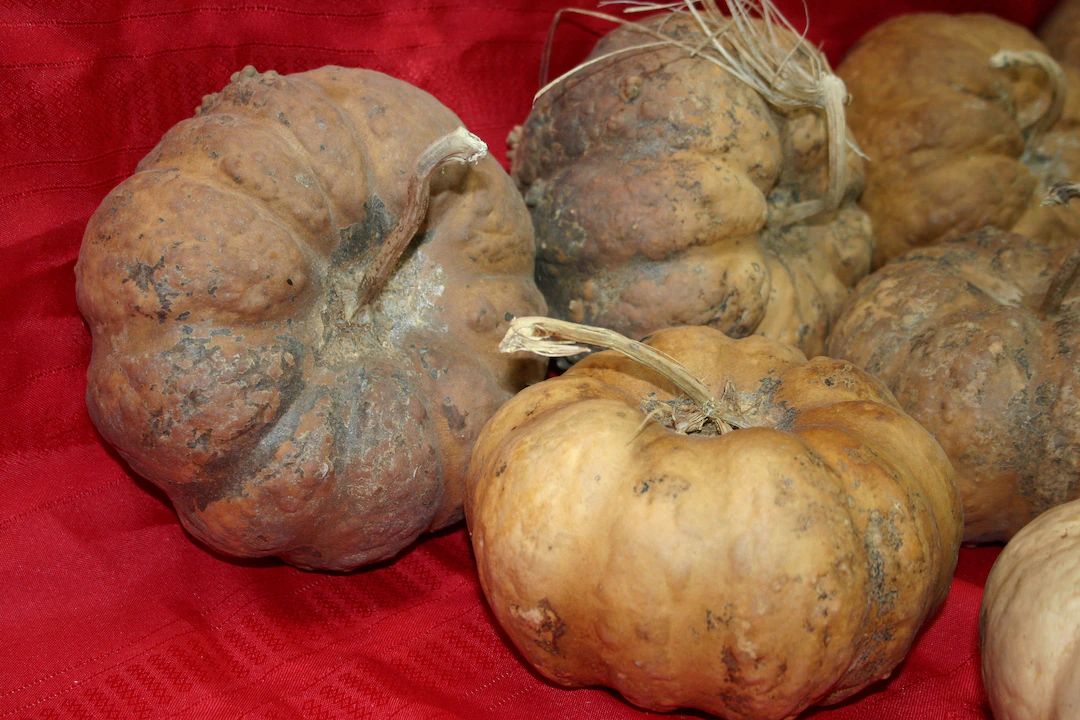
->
xmin=75 ymin=2 xmax=1079 ymax=719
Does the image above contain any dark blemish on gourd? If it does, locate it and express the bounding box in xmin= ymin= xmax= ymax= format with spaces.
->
xmin=619 ymin=75 xmax=643 ymax=102
xmin=181 ymin=388 xmax=204 ymax=416
xmin=510 ymin=599 xmax=566 ymax=655
xmin=634 ymin=475 xmax=690 ymax=498
xmin=775 ymin=476 xmax=795 ymax=506
xmin=124 ymin=255 xmax=180 ymax=322
xmin=705 ymin=604 xmax=733 ymax=631
xmin=417 ymin=348 xmax=445 ymax=380
xmin=721 ymin=647 xmax=741 ymax=681
xmin=146 ymin=408 xmax=174 ymax=442
xmin=333 ymin=195 xmax=393 ymax=262
xmin=1013 ymin=346 xmax=1032 ymax=379
xmin=863 ymin=513 xmax=900 ymax=611
xmin=441 ymin=398 xmax=467 ymax=432
xmin=773 ymin=405 xmax=798 ymax=430
xmin=504 ymin=311 xmax=514 ymax=322
xmin=494 ymin=462 xmax=507 ymax=477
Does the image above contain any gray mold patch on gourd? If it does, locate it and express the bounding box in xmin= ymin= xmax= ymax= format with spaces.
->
xmin=372 ymin=245 xmax=449 ymax=344
xmin=147 ymin=333 xmax=306 ymax=464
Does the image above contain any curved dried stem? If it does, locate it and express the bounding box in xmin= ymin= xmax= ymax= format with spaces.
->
xmin=535 ymin=1 xmax=858 ymax=221
xmin=1042 ymin=181 xmax=1080 ymax=207
xmin=352 ymin=127 xmax=486 ymax=316
xmin=500 ymin=316 xmax=750 ymax=433
xmin=990 ymin=50 xmax=1066 ymax=147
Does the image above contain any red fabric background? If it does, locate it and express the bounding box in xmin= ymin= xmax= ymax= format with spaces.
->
xmin=0 ymin=2 xmax=1056 ymax=718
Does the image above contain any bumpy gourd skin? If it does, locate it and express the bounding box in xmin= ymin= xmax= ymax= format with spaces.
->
xmin=75 ymin=66 xmax=547 ymax=571
xmin=839 ymin=13 xmax=1080 ymax=267
xmin=466 ymin=326 xmax=961 ymax=720
xmin=511 ymin=15 xmax=872 ymax=357
xmin=828 ymin=228 xmax=1080 ymax=543
xmin=980 ymin=499 xmax=1080 ymax=720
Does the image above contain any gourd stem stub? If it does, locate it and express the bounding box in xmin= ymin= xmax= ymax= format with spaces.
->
xmin=352 ymin=127 xmax=487 ymax=315
xmin=1038 ymin=182 xmax=1080 ymax=317
xmin=499 ymin=316 xmax=749 ymax=433
xmin=990 ymin=50 xmax=1066 ymax=147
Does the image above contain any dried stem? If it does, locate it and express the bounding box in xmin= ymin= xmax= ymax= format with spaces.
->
xmin=990 ymin=50 xmax=1066 ymax=147
xmin=1038 ymin=182 xmax=1080 ymax=317
xmin=352 ymin=127 xmax=487 ymax=315
xmin=1041 ymin=181 xmax=1080 ymax=207
xmin=499 ymin=316 xmax=750 ymax=433
xmin=536 ymin=0 xmax=858 ymax=222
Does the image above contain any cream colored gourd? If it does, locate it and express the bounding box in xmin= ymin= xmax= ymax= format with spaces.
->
xmin=980 ymin=499 xmax=1080 ymax=720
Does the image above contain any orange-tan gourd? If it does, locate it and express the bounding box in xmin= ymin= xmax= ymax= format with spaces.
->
xmin=827 ymin=227 xmax=1080 ymax=542
xmin=838 ymin=13 xmax=1080 ymax=266
xmin=465 ymin=318 xmax=962 ymax=720
xmin=75 ymin=66 xmax=547 ymax=571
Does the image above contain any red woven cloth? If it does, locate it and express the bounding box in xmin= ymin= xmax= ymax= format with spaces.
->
xmin=0 ymin=2 xmax=1054 ymax=718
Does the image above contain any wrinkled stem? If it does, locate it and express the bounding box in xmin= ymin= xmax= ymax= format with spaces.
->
xmin=821 ymin=74 xmax=848 ymax=214
xmin=499 ymin=316 xmax=749 ymax=433
xmin=1039 ymin=182 xmax=1080 ymax=317
xmin=775 ymin=74 xmax=848 ymax=225
xmin=990 ymin=50 xmax=1066 ymax=147
xmin=1042 ymin=181 xmax=1080 ymax=207
xmin=353 ymin=127 xmax=487 ymax=315
xmin=535 ymin=1 xmax=853 ymax=226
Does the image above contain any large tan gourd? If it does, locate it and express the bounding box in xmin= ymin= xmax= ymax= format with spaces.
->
xmin=827 ymin=224 xmax=1080 ymax=543
xmin=838 ymin=12 xmax=1080 ymax=266
xmin=75 ymin=66 xmax=547 ymax=570
xmin=465 ymin=317 xmax=962 ymax=720
xmin=511 ymin=7 xmax=872 ymax=356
